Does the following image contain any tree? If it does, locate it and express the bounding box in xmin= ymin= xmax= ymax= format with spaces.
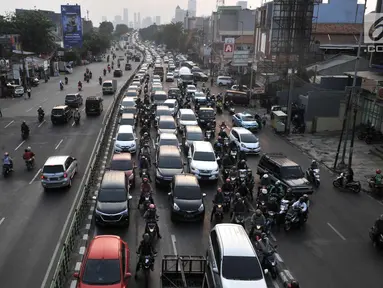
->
xmin=99 ymin=21 xmax=114 ymax=36
xmin=114 ymin=24 xmax=130 ymax=36
xmin=1 ymin=11 xmax=55 ymax=53
xmin=81 ymin=30 xmax=110 ymax=57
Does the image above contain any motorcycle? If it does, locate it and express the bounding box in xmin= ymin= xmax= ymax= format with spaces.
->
xmin=277 ymin=199 xmax=290 ymax=226
xmin=213 ymin=204 xmax=224 ymax=223
xmin=239 ymin=169 xmax=247 ymax=183
xmin=232 ymin=213 xmax=245 ymax=228
xmin=223 ymin=191 xmax=232 ymax=212
xmin=266 ymin=211 xmax=276 ymax=233
xmin=284 ymin=207 xmax=302 ymax=231
xmin=146 ymin=221 xmax=157 ymax=242
xmin=25 ymin=158 xmax=34 ymax=171
xmin=305 ymin=168 xmax=320 ymax=188
xmin=74 ymin=115 xmax=80 ymax=125
xmin=136 ymin=253 xmax=156 ymax=284
xmin=252 ymin=223 xmax=266 ymax=240
xmin=2 ymin=164 xmax=12 ymax=177
xmin=60 ymin=83 xmax=64 ymax=91
xmin=142 ymin=193 xmax=152 ymax=211
xmin=38 ymin=112 xmax=45 ymax=123
xmin=99 ymin=78 xmax=102 ymax=85
xmin=216 ymin=103 xmax=223 ymax=114
xmin=21 ymin=130 xmax=29 ymax=140
xmin=78 ymin=85 xmax=82 ymax=91
xmin=205 ymin=129 xmax=212 ymax=140
xmin=262 ymin=250 xmax=278 ymax=279
xmin=257 ymin=200 xmax=268 ymax=214
xmin=141 ymin=168 xmax=149 ymax=180
xmin=230 ymin=149 xmax=238 ymax=161
xmin=229 ymin=107 xmax=235 ymax=115
xmin=333 ymin=173 xmax=361 ymax=193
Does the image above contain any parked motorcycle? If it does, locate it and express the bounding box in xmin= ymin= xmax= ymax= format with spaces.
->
xmin=305 ymin=168 xmax=320 ymax=188
xmin=333 ymin=173 xmax=361 ymax=193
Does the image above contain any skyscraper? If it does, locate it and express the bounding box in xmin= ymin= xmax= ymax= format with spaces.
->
xmin=236 ymin=1 xmax=247 ymax=9
xmin=137 ymin=12 xmax=141 ymax=29
xmin=188 ymin=0 xmax=197 ymax=17
xmin=123 ymin=8 xmax=129 ymax=25
xmin=175 ymin=6 xmax=186 ymax=23
xmin=134 ymin=13 xmax=137 ymax=29
xmin=114 ymin=15 xmax=122 ymax=25
xmin=155 ymin=16 xmax=161 ymax=25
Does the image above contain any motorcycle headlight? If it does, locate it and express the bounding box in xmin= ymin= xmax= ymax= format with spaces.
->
xmin=173 ymin=203 xmax=180 ymax=211
xmin=198 ymin=204 xmax=204 ymax=212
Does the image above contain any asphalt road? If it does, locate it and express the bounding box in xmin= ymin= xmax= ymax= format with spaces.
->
xmin=0 ymin=44 xmax=141 ymax=288
xmin=93 ymin=76 xmax=281 ymax=288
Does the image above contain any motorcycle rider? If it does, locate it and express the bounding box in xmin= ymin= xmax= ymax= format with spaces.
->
xmin=3 ymin=152 xmax=13 ymax=170
xmin=23 ymin=147 xmax=35 ymax=165
xmin=139 ymin=143 xmax=151 ymax=163
xmin=374 ymin=169 xmax=383 ymax=185
xmin=256 ymin=233 xmax=275 ymax=267
xmin=74 ymin=108 xmax=80 ymax=121
xmin=143 ymin=204 xmax=162 ymax=238
xmin=37 ymin=106 xmax=44 ymax=117
xmin=218 ymin=124 xmax=228 ymax=138
xmin=237 ymin=159 xmax=248 ymax=170
xmin=343 ymin=166 xmax=354 ymax=187
xmin=78 ymin=80 xmax=82 ymax=89
xmin=99 ymin=76 xmax=102 ymax=85
xmin=64 ymin=76 xmax=68 ymax=85
xmin=371 ymin=214 xmax=383 ymax=246
xmin=135 ymin=233 xmax=156 ymax=276
xmin=291 ymin=197 xmax=308 ymax=224
xmin=258 ymin=187 xmax=269 ymax=203
xmin=308 ymin=160 xmax=319 ymax=179
xmin=269 ymin=180 xmax=285 ymax=200
xmin=210 ymin=188 xmax=225 ymax=222
xmin=59 ymin=80 xmax=64 ymax=90
xmin=103 ymin=68 xmax=106 ymax=76
xmin=249 ymin=209 xmax=267 ymax=238
xmin=260 ymin=174 xmax=270 ymax=189
xmin=229 ymin=140 xmax=237 ymax=152
xmin=237 ymin=181 xmax=249 ymax=198
xmin=231 ymin=196 xmax=246 ymax=222
xmin=222 ymin=178 xmax=234 ymax=193
xmin=138 ymin=178 xmax=154 ymax=208
xmin=21 ymin=121 xmax=29 ymax=136
xmin=213 ymin=136 xmax=223 ymax=153
xmin=222 ymin=153 xmax=234 ymax=170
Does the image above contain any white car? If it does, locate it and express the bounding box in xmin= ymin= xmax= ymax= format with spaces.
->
xmin=156 ymin=133 xmax=180 ymax=151
xmin=174 ymin=69 xmax=180 ymax=78
xmin=229 ymin=127 xmax=261 ymax=154
xmin=188 ymin=141 xmax=219 ymax=180
xmin=166 ymin=72 xmax=174 ymax=82
xmin=186 ymin=85 xmax=197 ymax=94
xmin=163 ymin=99 xmax=179 ymax=115
xmin=158 ymin=115 xmax=177 ymax=135
xmin=177 ymin=109 xmax=198 ymax=132
xmin=114 ymin=125 xmax=137 ymax=153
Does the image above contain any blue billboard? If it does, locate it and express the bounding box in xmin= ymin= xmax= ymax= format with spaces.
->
xmin=61 ymin=5 xmax=83 ymax=48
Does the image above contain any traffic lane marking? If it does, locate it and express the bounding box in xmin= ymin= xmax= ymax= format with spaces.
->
xmin=38 ymin=120 xmax=46 ymax=127
xmin=55 ymin=139 xmax=63 ymax=150
xmin=15 ymin=140 xmax=25 ymax=151
xmin=4 ymin=120 xmax=14 ymax=128
xmin=29 ymin=168 xmax=42 ymax=185
xmin=0 ymin=217 xmax=5 ymax=226
xmin=327 ymin=222 xmax=346 ymax=240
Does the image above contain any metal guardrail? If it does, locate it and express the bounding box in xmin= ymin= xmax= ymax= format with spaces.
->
xmin=47 ymin=43 xmax=146 ymax=288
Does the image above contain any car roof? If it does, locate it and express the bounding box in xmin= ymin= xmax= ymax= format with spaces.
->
xmin=121 ymin=113 xmax=134 ymax=119
xmin=232 ymin=127 xmax=252 ymax=134
xmin=226 ymin=90 xmax=246 ymax=95
xmin=262 ymin=153 xmax=299 ymax=167
xmin=44 ymin=155 xmax=69 ymax=166
xmin=122 ymin=97 xmax=135 ymax=102
xmin=213 ymin=224 xmax=255 ymax=257
xmin=157 ymin=106 xmax=170 ymax=110
xmin=52 ymin=105 xmax=68 ymax=109
xmin=87 ymin=235 xmax=121 ymax=259
xmin=118 ymin=125 xmax=134 ymax=133
xmin=179 ymin=108 xmax=194 ymax=115
xmin=159 ymin=133 xmax=177 ymax=140
xmin=187 ymin=85 xmax=196 ymax=88
xmin=238 ymin=112 xmax=252 ymax=117
xmin=112 ymin=153 xmax=132 ymax=161
xmin=193 ymin=141 xmax=214 ymax=152
xmin=66 ymin=93 xmax=79 ymax=96
xmin=159 ymin=115 xmax=174 ymax=121
xmin=174 ymin=174 xmax=199 ymax=187
xmin=199 ymin=107 xmax=214 ymax=111
xmin=164 ymin=99 xmax=177 ymax=103
xmin=154 ymin=90 xmax=166 ymax=94
xmin=168 ymin=87 xmax=180 ymax=91
xmin=159 ymin=145 xmax=181 ymax=157
xmin=186 ymin=125 xmax=202 ymax=133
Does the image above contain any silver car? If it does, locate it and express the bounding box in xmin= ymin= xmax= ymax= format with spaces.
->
xmin=41 ymin=156 xmax=78 ymax=190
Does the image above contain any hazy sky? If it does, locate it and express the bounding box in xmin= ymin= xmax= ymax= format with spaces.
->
xmin=0 ymin=0 xmax=377 ymax=25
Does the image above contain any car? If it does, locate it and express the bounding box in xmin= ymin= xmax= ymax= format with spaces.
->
xmin=216 ymin=76 xmax=234 ymax=86
xmin=193 ymin=71 xmax=209 ymax=82
xmin=155 ymin=106 xmax=172 ymax=123
xmin=124 ymin=89 xmax=139 ymax=99
xmin=193 ymin=91 xmax=207 ymax=104
xmin=125 ymin=63 xmax=132 ymax=71
xmin=158 ymin=115 xmax=177 ymax=135
xmin=119 ymin=113 xmax=136 ymax=128
xmin=168 ymin=87 xmax=181 ymax=99
xmin=186 ymin=85 xmax=197 ymax=94
xmin=197 ymin=107 xmax=215 ymax=126
xmin=41 ymin=155 xmax=78 ymax=191
xmin=183 ymin=125 xmax=204 ymax=152
xmin=121 ymin=106 xmax=137 ymax=116
xmin=229 ymin=127 xmax=261 ymax=154
xmin=120 ymin=97 xmax=136 ymax=114
xmin=151 ymin=85 xmax=163 ymax=95
xmin=114 ymin=125 xmax=137 ymax=153
xmin=188 ymin=141 xmax=219 ymax=180
xmin=128 ymin=84 xmax=140 ymax=94
xmin=85 ymin=96 xmax=103 ymax=116
xmin=163 ymin=99 xmax=179 ymax=115
xmin=114 ymin=69 xmax=123 ymax=77
xmin=95 ymin=171 xmax=132 ymax=226
xmin=231 ymin=84 xmax=248 ymax=91
xmin=51 ymin=105 xmax=73 ymax=125
xmin=232 ymin=113 xmax=259 ymax=132
xmin=110 ymin=153 xmax=136 ymax=188
xmin=257 ymin=153 xmax=314 ymax=196
xmin=166 ymin=72 xmax=174 ymax=82
xmin=65 ymin=93 xmax=83 ymax=108
xmin=152 ymin=74 xmax=161 ymax=82
xmin=74 ymin=235 xmax=131 ymax=287
xmin=168 ymin=174 xmax=206 ymax=222
xmin=153 ymin=90 xmax=168 ymax=106
xmin=174 ymin=69 xmax=180 ymax=78
xmin=155 ymin=145 xmax=184 ymax=185
xmin=177 ymin=109 xmax=198 ymax=132
xmin=156 ymin=133 xmax=180 ymax=151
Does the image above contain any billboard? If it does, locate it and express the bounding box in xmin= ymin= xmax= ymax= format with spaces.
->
xmin=61 ymin=5 xmax=83 ymax=48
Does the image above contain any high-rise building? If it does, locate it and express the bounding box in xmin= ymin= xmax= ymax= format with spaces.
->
xmin=175 ymin=6 xmax=186 ymax=23
xmin=236 ymin=1 xmax=247 ymax=9
xmin=155 ymin=16 xmax=161 ymax=25
xmin=123 ymin=8 xmax=129 ymax=25
xmin=134 ymin=13 xmax=137 ymax=29
xmin=114 ymin=15 xmax=122 ymax=25
xmin=188 ymin=0 xmax=197 ymax=17
xmin=101 ymin=16 xmax=107 ymax=22
xmin=137 ymin=12 xmax=141 ymax=29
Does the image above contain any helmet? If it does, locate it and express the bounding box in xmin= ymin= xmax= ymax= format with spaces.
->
xmin=27 ymin=146 xmax=31 ymax=151
xmin=4 ymin=152 xmax=9 ymax=156
xmin=39 ymin=106 xmax=42 ymax=109
xmin=237 ymin=197 xmax=242 ymax=202
xmin=303 ymin=194 xmax=309 ymax=201
xmin=76 ymin=108 xmax=79 ymax=111
xmin=144 ymin=132 xmax=148 ymax=136
xmin=261 ymin=188 xmax=268 ymax=195
xmin=255 ymin=209 xmax=262 ymax=216
xmin=312 ymin=160 xmax=316 ymax=164
xmin=275 ymin=180 xmax=281 ymax=185
xmin=377 ymin=169 xmax=381 ymax=174
xmin=235 ymin=192 xmax=240 ymax=198
xmin=22 ymin=121 xmax=26 ymax=124
xmin=226 ymin=178 xmax=230 ymax=183
xmin=217 ymin=188 xmax=222 ymax=193
xmin=143 ymin=178 xmax=148 ymax=183
xmin=218 ymin=136 xmax=222 ymax=140
xmin=149 ymin=204 xmax=155 ymax=209
xmin=240 ymin=159 xmax=246 ymax=164
xmin=241 ymin=182 xmax=246 ymax=186
xmin=262 ymin=174 xmax=268 ymax=179
xmin=143 ymin=233 xmax=150 ymax=242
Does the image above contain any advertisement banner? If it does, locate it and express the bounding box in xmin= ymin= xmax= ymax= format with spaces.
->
xmin=61 ymin=5 xmax=83 ymax=48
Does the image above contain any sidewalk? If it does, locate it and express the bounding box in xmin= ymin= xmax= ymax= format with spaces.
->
xmin=283 ymin=132 xmax=383 ymax=191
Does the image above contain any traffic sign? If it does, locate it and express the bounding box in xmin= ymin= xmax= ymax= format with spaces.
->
xmin=224 ymin=44 xmax=233 ymax=53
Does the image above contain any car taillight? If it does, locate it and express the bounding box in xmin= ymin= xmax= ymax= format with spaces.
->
xmin=63 ymin=173 xmax=68 ymax=178
xmin=41 ymin=175 xmax=46 ymax=180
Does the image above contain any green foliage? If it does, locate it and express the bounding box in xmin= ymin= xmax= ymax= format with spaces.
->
xmin=1 ymin=11 xmax=56 ymax=53
xmin=99 ymin=21 xmax=114 ymax=36
xmin=114 ymin=24 xmax=130 ymax=36
xmin=81 ymin=30 xmax=110 ymax=57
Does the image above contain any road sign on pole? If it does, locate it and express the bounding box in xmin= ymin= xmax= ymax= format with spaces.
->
xmin=224 ymin=44 xmax=233 ymax=53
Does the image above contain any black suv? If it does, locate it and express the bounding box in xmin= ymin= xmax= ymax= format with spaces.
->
xmin=168 ymin=88 xmax=181 ymax=99
xmin=85 ymin=96 xmax=103 ymax=116
xmin=65 ymin=93 xmax=83 ymax=108
xmin=197 ymin=107 xmax=215 ymax=127
xmin=51 ymin=105 xmax=73 ymax=124
xmin=257 ymin=153 xmax=313 ymax=196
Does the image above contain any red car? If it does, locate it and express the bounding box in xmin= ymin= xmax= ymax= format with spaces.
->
xmin=74 ymin=235 xmax=131 ymax=287
xmin=109 ymin=153 xmax=136 ymax=188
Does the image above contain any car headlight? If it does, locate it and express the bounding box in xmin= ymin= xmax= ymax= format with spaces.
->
xmin=173 ymin=203 xmax=180 ymax=211
xmin=241 ymin=143 xmax=246 ymax=148
xmin=198 ymin=204 xmax=204 ymax=212
xmin=213 ymin=168 xmax=219 ymax=174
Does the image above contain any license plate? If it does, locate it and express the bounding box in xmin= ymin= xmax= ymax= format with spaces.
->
xmin=49 ymin=178 xmax=59 ymax=181
xmin=184 ymin=214 xmax=193 ymax=218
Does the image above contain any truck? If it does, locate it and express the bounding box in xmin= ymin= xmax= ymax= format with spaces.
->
xmin=161 ymin=255 xmax=210 ymax=288
xmin=102 ymin=79 xmax=117 ymax=95
xmin=58 ymin=61 xmax=73 ymax=74
xmin=177 ymin=66 xmax=194 ymax=87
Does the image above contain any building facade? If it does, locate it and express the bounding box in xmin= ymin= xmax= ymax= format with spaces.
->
xmin=175 ymin=6 xmax=186 ymax=23
xmin=123 ymin=8 xmax=129 ymax=25
xmin=236 ymin=1 xmax=247 ymax=9
xmin=137 ymin=13 xmax=141 ymax=29
xmin=188 ymin=0 xmax=197 ymax=17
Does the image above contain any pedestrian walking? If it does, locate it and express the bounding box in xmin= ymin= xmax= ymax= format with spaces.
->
xmin=210 ymin=77 xmax=214 ymax=87
xmin=27 ymin=87 xmax=31 ymax=99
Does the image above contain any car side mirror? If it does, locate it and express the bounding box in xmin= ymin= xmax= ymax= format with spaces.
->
xmin=73 ymin=272 xmax=79 ymax=278
xmin=167 ymin=192 xmax=172 ymax=196
xmin=128 ymin=195 xmax=133 ymax=200
xmin=212 ymin=267 xmax=219 ymax=274
xmin=202 ymin=193 xmax=207 ymax=197
xmin=124 ymin=272 xmax=132 ymax=279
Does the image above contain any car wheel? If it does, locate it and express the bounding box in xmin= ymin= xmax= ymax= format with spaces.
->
xmin=218 ymin=82 xmax=222 ymax=86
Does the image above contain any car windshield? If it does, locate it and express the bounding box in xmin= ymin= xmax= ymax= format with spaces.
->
xmin=167 ymin=73 xmax=173 ymax=76
xmin=153 ymin=86 xmax=162 ymax=91
xmin=122 ymin=101 xmax=134 ymax=107
xmin=159 ymin=121 xmax=176 ymax=129
xmin=110 ymin=159 xmax=133 ymax=170
xmin=164 ymin=102 xmax=175 ymax=108
xmin=103 ymin=82 xmax=112 ymax=87
xmin=120 ymin=119 xmax=134 ymax=126
xmin=51 ymin=109 xmax=64 ymax=116
xmin=242 ymin=115 xmax=255 ymax=121
xmin=98 ymin=188 xmax=126 ymax=202
xmin=187 ymin=132 xmax=203 ymax=141
xmin=222 ymin=256 xmax=263 ymax=281
xmin=199 ymin=110 xmax=214 ymax=117
xmin=158 ymin=156 xmax=182 ymax=169
xmin=43 ymin=165 xmax=64 ymax=173
xmin=66 ymin=95 xmax=76 ymax=100
xmin=125 ymin=92 xmax=137 ymax=97
xmin=281 ymin=166 xmax=304 ymax=179
xmin=193 ymin=151 xmax=215 ymax=161
xmin=157 ymin=110 xmax=172 ymax=116
xmin=241 ymin=134 xmax=258 ymax=143
xmin=82 ymin=259 xmax=121 ymax=285
xmin=117 ymin=133 xmax=134 ymax=141
xmin=187 ymin=86 xmax=196 ymax=91
xmin=123 ymin=107 xmax=136 ymax=114
xmin=181 ymin=114 xmax=196 ymax=121
xmin=181 ymin=75 xmax=194 ymax=81
xmin=159 ymin=139 xmax=178 ymax=147
xmin=154 ymin=94 xmax=167 ymax=100
xmin=174 ymin=185 xmax=201 ymax=200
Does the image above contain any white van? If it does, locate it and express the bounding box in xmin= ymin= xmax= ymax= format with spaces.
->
xmin=216 ymin=76 xmax=234 ymax=86
xmin=207 ymin=224 xmax=267 ymax=288
xmin=114 ymin=125 xmax=137 ymax=154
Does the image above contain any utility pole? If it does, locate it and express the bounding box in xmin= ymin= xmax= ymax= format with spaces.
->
xmin=249 ymin=9 xmax=257 ymax=91
xmin=210 ymin=16 xmax=215 ymax=76
xmin=285 ymin=72 xmax=294 ymax=134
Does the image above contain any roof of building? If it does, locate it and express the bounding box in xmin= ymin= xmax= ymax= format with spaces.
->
xmin=235 ymin=35 xmax=253 ymax=45
xmin=306 ymin=54 xmax=359 ymax=72
xmin=313 ymin=23 xmax=362 ymax=34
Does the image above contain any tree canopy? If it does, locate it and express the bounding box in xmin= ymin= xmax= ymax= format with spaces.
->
xmin=0 ymin=11 xmax=56 ymax=53
xmin=81 ymin=30 xmax=110 ymax=56
xmin=99 ymin=21 xmax=114 ymax=36
xmin=114 ymin=24 xmax=131 ymax=37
